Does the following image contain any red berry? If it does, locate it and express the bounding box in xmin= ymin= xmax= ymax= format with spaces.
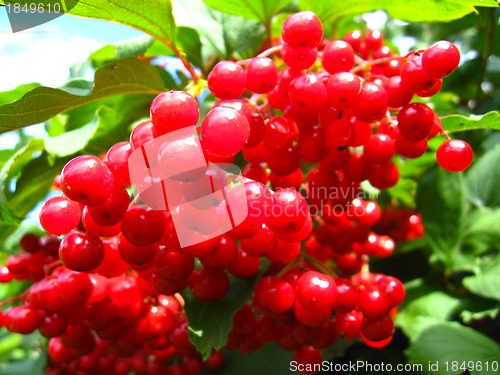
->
xmin=397 ymin=102 xmax=435 ymax=142
xmin=422 ymin=41 xmax=460 ymax=79
xmin=59 ymin=232 xmax=105 ymax=272
xmin=322 ymin=40 xmax=355 ymax=73
xmin=357 ymin=285 xmax=392 ymax=318
xmin=245 ymin=57 xmax=278 ymax=94
xmin=288 ymin=73 xmax=327 ymax=111
xmin=202 ymin=106 xmax=250 ymax=158
xmin=189 ymin=267 xmax=229 ymax=301
xmin=254 ymin=276 xmax=295 ymax=314
xmin=60 ymin=155 xmax=114 ymax=206
xmin=121 ymin=206 xmax=166 ymax=246
xmin=282 ymin=11 xmax=323 ymax=50
xmin=207 ymin=61 xmax=246 ymax=99
xmin=295 ymin=271 xmax=337 ymax=311
xmin=104 ymin=141 xmax=133 ymax=186
xmin=292 ymin=346 xmax=323 ymax=375
xmin=436 ymin=139 xmax=473 ymax=172
xmin=364 ymin=134 xmax=395 ymax=164
xmin=39 ymin=196 xmax=81 ymax=235
xmin=150 ymin=91 xmax=199 ymax=135
xmin=266 ymin=188 xmax=308 ymax=234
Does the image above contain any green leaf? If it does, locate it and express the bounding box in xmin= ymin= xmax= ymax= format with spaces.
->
xmin=0 ymin=84 xmax=40 ymax=107
xmin=461 ymin=308 xmax=499 ymax=324
xmin=396 ymin=279 xmax=462 ymax=340
xmin=0 ymin=0 xmax=178 ymax=46
xmin=183 ymin=275 xmax=258 ymax=360
xmin=416 ymin=168 xmax=467 ymax=266
xmin=173 ymin=0 xmax=265 ymax=59
xmin=406 ymin=323 xmax=500 ymax=375
xmin=462 ymin=208 xmax=500 ymax=253
xmin=441 ymin=111 xmax=500 ymax=134
xmin=89 ymin=28 xmax=203 ymax=69
xmin=387 ymin=178 xmax=418 ymax=208
xmin=465 ymin=143 xmax=500 ymax=207
xmin=0 ymin=140 xmax=65 ymax=225
xmin=202 ymin=0 xmax=294 ymax=24
xmin=298 ymin=0 xmax=480 ymax=23
xmin=218 ymin=342 xmax=293 ymax=375
xmin=463 ymin=274 xmax=500 ymax=301
xmin=45 ymin=122 xmax=98 ymax=159
xmin=0 ymin=58 xmax=170 ymax=133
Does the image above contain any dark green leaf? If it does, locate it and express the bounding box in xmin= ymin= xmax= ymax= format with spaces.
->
xmin=416 ymin=168 xmax=466 ymax=265
xmin=183 ymin=275 xmax=258 ymax=360
xmin=463 ymin=274 xmax=500 ymax=301
xmin=406 ymin=323 xmax=500 ymax=375
xmin=202 ymin=0 xmax=293 ymax=24
xmin=0 ymin=58 xmax=169 ymax=133
xmin=217 ymin=342 xmax=293 ymax=375
xmin=299 ymin=0 xmax=479 ymax=23
xmin=173 ymin=0 xmax=265 ymax=59
xmin=441 ymin=111 xmax=500 ymax=134
xmin=0 ymin=84 xmax=40 ymax=106
xmin=396 ymin=279 xmax=462 ymax=340
xmin=465 ymin=143 xmax=500 ymax=207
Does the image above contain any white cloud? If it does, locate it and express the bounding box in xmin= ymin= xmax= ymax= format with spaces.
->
xmin=0 ymin=31 xmax=103 ymax=91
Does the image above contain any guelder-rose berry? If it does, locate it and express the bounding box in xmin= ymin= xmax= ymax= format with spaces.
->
xmin=295 ymin=271 xmax=337 ymax=311
xmin=245 ymin=57 xmax=278 ymax=94
xmin=254 ymin=276 xmax=295 ymax=314
xmin=282 ymin=11 xmax=323 ymax=49
xmin=60 ymin=155 xmax=114 ymax=206
xmin=150 ymin=91 xmax=200 ymax=135
xmin=201 ymin=106 xmax=250 ymax=158
xmin=207 ymin=61 xmax=246 ymax=99
xmin=39 ymin=196 xmax=81 ymax=235
xmin=436 ymin=139 xmax=473 ymax=172
xmin=59 ymin=232 xmax=105 ymax=272
xmin=422 ymin=41 xmax=460 ymax=79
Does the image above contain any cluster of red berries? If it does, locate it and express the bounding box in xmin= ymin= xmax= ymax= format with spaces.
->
xmin=0 ymin=10 xmax=469 ymax=375
xmin=0 ymin=233 xmax=225 ymax=375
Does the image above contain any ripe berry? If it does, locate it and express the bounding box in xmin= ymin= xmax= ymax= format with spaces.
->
xmin=245 ymin=57 xmax=278 ymax=94
xmin=266 ymin=188 xmax=308 ymax=234
xmin=397 ymin=102 xmax=435 ymax=142
xmin=207 ymin=61 xmax=246 ymax=99
xmin=295 ymin=271 xmax=337 ymax=311
xmin=104 ymin=141 xmax=133 ymax=186
xmin=321 ymin=40 xmax=355 ymax=73
xmin=60 ymin=155 xmax=114 ymax=206
xmin=352 ymin=82 xmax=388 ymax=122
xmin=59 ymin=232 xmax=105 ymax=272
xmin=254 ymin=276 xmax=295 ymax=314
xmin=281 ymin=44 xmax=318 ymax=70
xmin=436 ymin=139 xmax=473 ymax=172
xmin=189 ymin=267 xmax=230 ymax=301
xmin=326 ymin=72 xmax=362 ymax=110
xmin=5 ymin=306 xmax=41 ymax=334
xmin=364 ymin=134 xmax=395 ymax=164
xmin=368 ymin=161 xmax=399 ymax=189
xmin=150 ymin=91 xmax=200 ymax=135
xmin=130 ymin=120 xmax=155 ymax=149
xmin=401 ymin=54 xmax=437 ymax=92
xmin=361 ymin=314 xmax=394 ymax=342
xmin=422 ymin=41 xmax=460 ymax=79
xmin=282 ymin=11 xmax=323 ymax=49
xmin=263 ymin=115 xmax=299 ymax=151
xmin=288 ymin=73 xmax=327 ymax=111
xmin=87 ymin=184 xmax=129 ymax=226
xmin=357 ymin=285 xmax=392 ymax=318
xmin=120 ymin=206 xmax=166 ymax=246
xmin=202 ymin=106 xmax=250 ymax=158
xmin=39 ymin=196 xmax=81 ymax=235
xmin=292 ymin=346 xmax=323 ymax=375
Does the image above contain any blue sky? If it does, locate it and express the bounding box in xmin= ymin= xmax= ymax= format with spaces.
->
xmin=0 ymin=8 xmax=145 ymax=148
